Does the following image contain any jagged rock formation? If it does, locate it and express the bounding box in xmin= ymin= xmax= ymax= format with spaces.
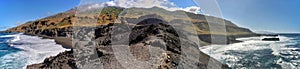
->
xmin=72 ymin=18 xmax=230 ymax=68
xmin=6 ymin=6 xmax=257 ymax=69
xmin=27 ymin=51 xmax=77 ymax=69
xmin=262 ymin=38 xmax=280 ymax=41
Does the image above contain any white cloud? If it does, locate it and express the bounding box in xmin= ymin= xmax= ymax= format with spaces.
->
xmin=182 ymin=6 xmax=201 ymax=14
xmin=103 ymin=0 xmax=168 ymax=8
xmin=87 ymin=4 xmax=101 ymax=9
xmin=99 ymin=0 xmax=201 ymax=14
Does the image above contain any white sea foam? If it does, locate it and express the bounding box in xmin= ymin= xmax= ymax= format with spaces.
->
xmin=0 ymin=34 xmax=70 ymax=69
xmin=0 ymin=33 xmax=23 ymax=38
xmin=200 ymin=35 xmax=300 ymax=68
xmin=10 ymin=35 xmax=20 ymax=42
xmin=0 ymin=50 xmax=8 ymax=52
xmin=0 ymin=35 xmax=16 ymax=38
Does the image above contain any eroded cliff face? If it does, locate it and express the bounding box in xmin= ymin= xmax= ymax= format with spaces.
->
xmin=5 ymin=6 xmax=256 ymax=69
xmin=6 ymin=9 xmax=75 ymax=38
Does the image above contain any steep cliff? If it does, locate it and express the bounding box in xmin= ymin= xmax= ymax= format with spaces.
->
xmin=6 ymin=9 xmax=76 ymax=38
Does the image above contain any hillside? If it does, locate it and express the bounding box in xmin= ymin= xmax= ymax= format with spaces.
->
xmin=7 ymin=6 xmax=256 ymax=69
xmin=6 ymin=6 xmax=255 ymax=37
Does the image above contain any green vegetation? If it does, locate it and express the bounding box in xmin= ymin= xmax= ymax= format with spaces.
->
xmin=101 ymin=6 xmax=123 ymax=16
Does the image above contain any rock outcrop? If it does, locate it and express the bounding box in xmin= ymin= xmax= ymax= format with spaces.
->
xmin=71 ymin=18 xmax=230 ymax=68
xmin=262 ymin=38 xmax=280 ymax=41
xmin=27 ymin=51 xmax=77 ymax=69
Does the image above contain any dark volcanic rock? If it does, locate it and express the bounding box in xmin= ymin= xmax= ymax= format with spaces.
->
xmin=259 ymin=34 xmax=279 ymax=37
xmin=27 ymin=51 xmax=77 ymax=69
xmin=91 ymin=17 xmax=230 ymax=69
xmin=262 ymin=38 xmax=280 ymax=41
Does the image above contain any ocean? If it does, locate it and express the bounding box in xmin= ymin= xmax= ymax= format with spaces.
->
xmin=0 ymin=32 xmax=69 ymax=69
xmin=201 ymin=34 xmax=300 ymax=69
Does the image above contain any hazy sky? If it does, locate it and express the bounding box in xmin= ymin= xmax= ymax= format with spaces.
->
xmin=0 ymin=0 xmax=299 ymax=33
xmin=217 ymin=0 xmax=300 ymax=33
xmin=0 ymin=0 xmax=80 ymax=30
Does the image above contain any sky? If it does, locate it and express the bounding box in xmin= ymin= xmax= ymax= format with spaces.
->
xmin=217 ymin=0 xmax=300 ymax=33
xmin=0 ymin=0 xmax=299 ymax=33
xmin=0 ymin=0 xmax=80 ymax=30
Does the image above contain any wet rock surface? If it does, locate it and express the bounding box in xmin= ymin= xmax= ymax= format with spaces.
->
xmin=262 ymin=38 xmax=280 ymax=41
xmin=26 ymin=51 xmax=77 ymax=69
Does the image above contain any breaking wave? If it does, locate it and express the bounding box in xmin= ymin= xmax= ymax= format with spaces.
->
xmin=0 ymin=33 xmax=70 ymax=69
xmin=200 ymin=35 xmax=300 ymax=69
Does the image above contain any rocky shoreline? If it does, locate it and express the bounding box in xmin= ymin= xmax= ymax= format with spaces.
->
xmin=26 ymin=50 xmax=77 ymax=69
xmin=20 ymin=23 xmax=257 ymax=69
xmin=23 ymin=23 xmax=233 ymax=69
xmin=1 ymin=32 xmax=243 ymax=69
xmin=21 ymin=31 xmax=262 ymax=69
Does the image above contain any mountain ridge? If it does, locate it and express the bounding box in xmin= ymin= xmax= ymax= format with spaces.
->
xmin=6 ymin=6 xmax=255 ymax=36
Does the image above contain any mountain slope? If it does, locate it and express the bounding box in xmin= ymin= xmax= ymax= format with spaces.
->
xmin=6 ymin=6 xmax=255 ymax=37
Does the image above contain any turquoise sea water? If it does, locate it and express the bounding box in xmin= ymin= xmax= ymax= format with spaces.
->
xmin=0 ymin=32 xmax=69 ymax=69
